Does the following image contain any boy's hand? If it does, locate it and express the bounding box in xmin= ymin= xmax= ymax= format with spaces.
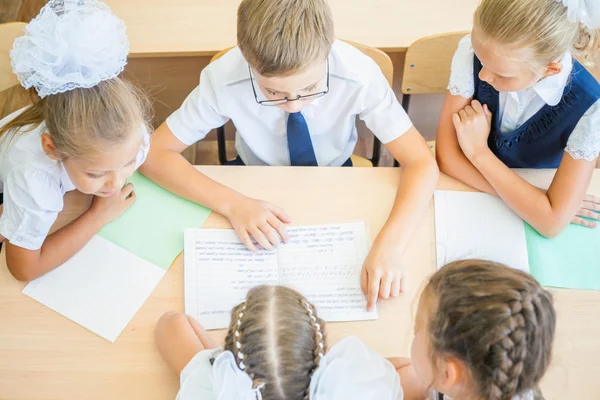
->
xmin=452 ymin=100 xmax=493 ymax=160
xmin=361 ymin=242 xmax=404 ymax=311
xmin=225 ymin=196 xmax=291 ymax=252
xmin=572 ymin=194 xmax=600 ymax=228
xmin=89 ymin=183 xmax=136 ymax=225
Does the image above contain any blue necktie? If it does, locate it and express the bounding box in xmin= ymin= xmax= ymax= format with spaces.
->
xmin=287 ymin=112 xmax=318 ymax=166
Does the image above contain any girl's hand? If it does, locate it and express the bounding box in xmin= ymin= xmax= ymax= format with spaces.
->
xmin=452 ymin=100 xmax=493 ymax=160
xmin=361 ymin=240 xmax=404 ymax=311
xmin=571 ymin=194 xmax=600 ymax=228
xmin=89 ymin=183 xmax=136 ymax=225
xmin=224 ymin=196 xmax=291 ymax=252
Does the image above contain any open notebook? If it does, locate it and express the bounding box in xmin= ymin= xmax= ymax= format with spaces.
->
xmin=184 ymin=222 xmax=377 ymax=330
xmin=434 ymin=190 xmax=529 ymax=272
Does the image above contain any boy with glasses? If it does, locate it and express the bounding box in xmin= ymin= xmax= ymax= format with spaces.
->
xmin=140 ymin=0 xmax=439 ymax=308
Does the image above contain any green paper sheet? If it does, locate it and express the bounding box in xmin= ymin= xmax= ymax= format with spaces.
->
xmin=98 ymin=172 xmax=212 ymax=270
xmin=525 ymin=222 xmax=600 ymax=290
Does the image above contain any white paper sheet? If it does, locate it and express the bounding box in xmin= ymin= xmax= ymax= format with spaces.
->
xmin=184 ymin=222 xmax=377 ymax=330
xmin=434 ymin=191 xmax=529 ymax=272
xmin=23 ymin=235 xmax=166 ymax=343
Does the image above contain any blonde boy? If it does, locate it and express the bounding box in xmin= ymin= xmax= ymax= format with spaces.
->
xmin=140 ymin=0 xmax=438 ymax=307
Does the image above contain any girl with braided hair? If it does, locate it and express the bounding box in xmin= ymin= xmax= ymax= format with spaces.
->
xmin=156 ymin=285 xmax=419 ymax=400
xmin=410 ymin=260 xmax=556 ymax=400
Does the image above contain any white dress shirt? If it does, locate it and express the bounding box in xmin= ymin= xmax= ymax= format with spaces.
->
xmin=166 ymin=40 xmax=413 ymax=166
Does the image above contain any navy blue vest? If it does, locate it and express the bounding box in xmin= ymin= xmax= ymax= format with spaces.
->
xmin=473 ymin=56 xmax=600 ymax=168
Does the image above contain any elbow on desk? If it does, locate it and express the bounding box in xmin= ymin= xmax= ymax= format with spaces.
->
xmin=7 ymin=262 xmax=36 ymax=282
xmin=529 ymin=214 xmax=571 ymax=239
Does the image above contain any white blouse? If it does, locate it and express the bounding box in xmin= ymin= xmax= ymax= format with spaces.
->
xmin=176 ymin=336 xmax=403 ymax=400
xmin=0 ymin=108 xmax=150 ymax=250
xmin=448 ymin=34 xmax=600 ymax=163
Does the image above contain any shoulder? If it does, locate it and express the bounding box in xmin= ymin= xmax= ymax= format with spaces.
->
xmin=5 ymin=165 xmax=64 ymax=211
xmin=448 ymin=34 xmax=475 ymax=98
xmin=310 ymin=337 xmax=403 ymax=400
xmin=177 ymin=348 xmax=224 ymax=400
xmin=329 ymin=40 xmax=383 ymax=85
xmin=571 ymin=61 xmax=600 ymax=101
xmin=203 ymin=47 xmax=250 ymax=88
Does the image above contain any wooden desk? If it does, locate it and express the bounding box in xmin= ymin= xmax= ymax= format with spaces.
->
xmin=0 ymin=167 xmax=598 ymax=399
xmin=105 ymin=0 xmax=478 ymax=57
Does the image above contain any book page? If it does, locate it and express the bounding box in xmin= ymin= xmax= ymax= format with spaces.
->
xmin=434 ymin=191 xmax=529 ymax=272
xmin=277 ymin=223 xmax=376 ymax=322
xmin=184 ymin=222 xmax=376 ymax=330
xmin=184 ymin=229 xmax=279 ymax=329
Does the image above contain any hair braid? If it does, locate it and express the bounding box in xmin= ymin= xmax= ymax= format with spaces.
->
xmin=426 ymin=260 xmax=556 ymax=400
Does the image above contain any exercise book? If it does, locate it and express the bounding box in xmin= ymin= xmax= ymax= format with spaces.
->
xmin=184 ymin=222 xmax=377 ymax=330
xmin=22 ymin=235 xmax=166 ymax=343
xmin=99 ymin=172 xmax=212 ymax=270
xmin=434 ymin=191 xmax=529 ymax=272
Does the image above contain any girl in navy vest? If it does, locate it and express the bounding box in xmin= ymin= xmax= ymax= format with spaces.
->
xmin=436 ymin=0 xmax=600 ymax=238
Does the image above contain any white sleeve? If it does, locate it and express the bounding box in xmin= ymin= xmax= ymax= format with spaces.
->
xmin=359 ymin=60 xmax=413 ymax=144
xmin=309 ymin=337 xmax=404 ymax=400
xmin=0 ymin=167 xmax=63 ymax=250
xmin=565 ymin=100 xmax=600 ymax=162
xmin=448 ymin=34 xmax=475 ymax=99
xmin=134 ymin=124 xmax=151 ymax=169
xmin=166 ymin=66 xmax=230 ymax=146
xmin=176 ymin=348 xmax=223 ymax=400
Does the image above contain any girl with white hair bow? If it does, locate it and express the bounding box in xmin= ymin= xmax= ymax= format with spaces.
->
xmin=436 ymin=0 xmax=600 ymax=239
xmin=0 ymin=0 xmax=152 ymax=281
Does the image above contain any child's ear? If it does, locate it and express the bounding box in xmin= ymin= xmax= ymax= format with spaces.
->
xmin=40 ymin=133 xmax=59 ymax=160
xmin=438 ymin=356 xmax=466 ymax=395
xmin=543 ymin=61 xmax=563 ymax=78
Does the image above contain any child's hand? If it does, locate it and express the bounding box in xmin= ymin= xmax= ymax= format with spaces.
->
xmin=361 ymin=242 xmax=404 ymax=311
xmin=89 ymin=183 xmax=136 ymax=225
xmin=571 ymin=194 xmax=600 ymax=228
xmin=225 ymin=196 xmax=291 ymax=252
xmin=452 ymin=100 xmax=493 ymax=160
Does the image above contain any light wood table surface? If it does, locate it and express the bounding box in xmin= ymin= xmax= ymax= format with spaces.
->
xmin=104 ymin=0 xmax=479 ymax=57
xmin=0 ymin=167 xmax=598 ymax=399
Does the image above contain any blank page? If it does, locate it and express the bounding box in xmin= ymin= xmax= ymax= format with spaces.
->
xmin=22 ymin=236 xmax=166 ymax=343
xmin=434 ymin=191 xmax=529 ymax=272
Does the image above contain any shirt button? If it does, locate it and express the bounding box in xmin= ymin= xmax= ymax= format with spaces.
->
xmin=16 ymin=236 xmax=22 ymax=242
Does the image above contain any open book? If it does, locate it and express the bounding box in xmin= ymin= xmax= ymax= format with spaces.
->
xmin=184 ymin=222 xmax=377 ymax=330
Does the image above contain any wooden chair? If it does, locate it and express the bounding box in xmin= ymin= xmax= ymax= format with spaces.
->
xmin=398 ymin=31 xmax=470 ymax=166
xmin=210 ymin=41 xmax=395 ymax=167
xmin=0 ymin=22 xmax=30 ymax=120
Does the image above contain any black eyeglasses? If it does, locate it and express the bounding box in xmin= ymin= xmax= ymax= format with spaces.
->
xmin=249 ymin=59 xmax=330 ymax=106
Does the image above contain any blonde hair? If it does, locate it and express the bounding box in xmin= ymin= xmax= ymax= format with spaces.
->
xmin=425 ymin=260 xmax=556 ymax=400
xmin=0 ymin=77 xmax=152 ymax=160
xmin=223 ymin=285 xmax=327 ymax=400
xmin=237 ymin=0 xmax=334 ymax=76
xmin=475 ymin=0 xmax=600 ymax=68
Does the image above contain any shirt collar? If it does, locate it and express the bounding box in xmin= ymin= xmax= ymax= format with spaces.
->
xmin=531 ymin=52 xmax=573 ymax=106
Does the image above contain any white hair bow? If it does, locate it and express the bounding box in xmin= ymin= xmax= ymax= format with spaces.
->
xmin=556 ymin=0 xmax=600 ymax=29
xmin=213 ymin=351 xmax=265 ymax=400
xmin=10 ymin=0 xmax=129 ymax=98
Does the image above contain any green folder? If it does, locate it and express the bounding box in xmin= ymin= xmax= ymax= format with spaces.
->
xmin=526 ymin=222 xmax=600 ymax=290
xmin=98 ymin=172 xmax=212 ymax=270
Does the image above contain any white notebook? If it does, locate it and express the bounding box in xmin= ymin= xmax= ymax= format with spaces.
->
xmin=22 ymin=235 xmax=166 ymax=343
xmin=434 ymin=191 xmax=529 ymax=272
xmin=184 ymin=222 xmax=377 ymax=330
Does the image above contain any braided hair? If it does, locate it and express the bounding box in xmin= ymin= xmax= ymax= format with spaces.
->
xmin=426 ymin=260 xmax=556 ymax=400
xmin=224 ymin=285 xmax=327 ymax=400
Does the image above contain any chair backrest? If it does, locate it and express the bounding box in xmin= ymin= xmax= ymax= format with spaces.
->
xmin=401 ymin=31 xmax=469 ymax=95
xmin=0 ymin=22 xmax=26 ymax=93
xmin=0 ymin=22 xmax=30 ymax=119
xmin=210 ymin=40 xmax=394 ymax=86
